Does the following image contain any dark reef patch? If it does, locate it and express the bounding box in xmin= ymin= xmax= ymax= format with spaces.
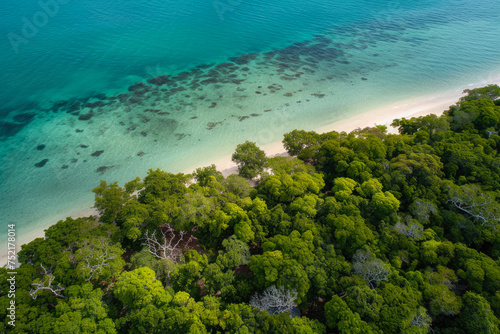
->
xmin=36 ymin=144 xmax=46 ymax=151
xmin=91 ymin=150 xmax=104 ymax=157
xmin=34 ymin=159 xmax=49 ymax=168
xmin=229 ymin=53 xmax=258 ymax=65
xmin=0 ymin=121 xmax=26 ymax=140
xmin=95 ymin=165 xmax=114 ymax=175
xmin=207 ymin=121 xmax=223 ymax=130
xmin=13 ymin=113 xmax=35 ymax=123
xmin=78 ymin=113 xmax=93 ymax=121
xmin=175 ymin=133 xmax=188 ymax=140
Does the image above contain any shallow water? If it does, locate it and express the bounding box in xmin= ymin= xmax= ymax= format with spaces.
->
xmin=1 ymin=0 xmax=500 ymax=251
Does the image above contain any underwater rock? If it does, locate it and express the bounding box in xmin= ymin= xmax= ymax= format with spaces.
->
xmin=118 ymin=94 xmax=130 ymax=103
xmin=175 ymin=133 xmax=188 ymax=140
xmin=140 ymin=131 xmax=147 ymax=137
xmin=75 ymin=129 xmax=84 ymax=133
xmin=284 ymin=93 xmax=293 ymax=97
xmin=237 ymin=116 xmax=249 ymax=122
xmin=61 ymin=165 xmax=69 ymax=169
xmin=13 ymin=113 xmax=35 ymax=123
xmin=170 ymin=86 xmax=187 ymax=94
xmin=36 ymin=144 xmax=46 ymax=151
xmin=137 ymin=151 xmax=145 ymax=157
xmin=190 ymin=116 xmax=198 ymax=119
xmin=34 ymin=159 xmax=49 ymax=168
xmin=78 ymin=113 xmax=93 ymax=121
xmin=173 ymin=71 xmax=190 ymax=81
xmin=264 ymin=109 xmax=272 ymax=112
xmin=78 ymin=144 xmax=87 ymax=148
xmin=229 ymin=53 xmax=258 ymax=65
xmin=195 ymin=63 xmax=214 ymax=70
xmin=250 ymin=113 xmax=260 ymax=117
xmin=201 ymin=78 xmax=219 ymax=85
xmin=91 ymin=150 xmax=104 ymax=157
xmin=128 ymin=97 xmax=142 ymax=104
xmin=128 ymin=82 xmax=149 ymax=92
xmin=209 ymin=102 xmax=217 ymax=108
xmin=311 ymin=93 xmax=326 ymax=98
xmin=361 ymin=77 xmax=368 ymax=81
xmin=95 ymin=165 xmax=114 ymax=175
xmin=71 ymin=158 xmax=78 ymax=163
xmin=207 ymin=121 xmax=223 ymax=130
xmin=84 ymin=101 xmax=106 ymax=108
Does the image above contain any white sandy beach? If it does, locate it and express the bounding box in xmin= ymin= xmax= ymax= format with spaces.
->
xmin=2 ymin=78 xmax=499 ymax=267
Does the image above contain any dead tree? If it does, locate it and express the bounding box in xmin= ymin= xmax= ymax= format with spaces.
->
xmin=450 ymin=185 xmax=500 ymax=227
xmin=76 ymin=239 xmax=116 ymax=281
xmin=352 ymin=250 xmax=390 ymax=289
xmin=30 ymin=264 xmax=67 ymax=299
xmin=250 ymin=285 xmax=297 ymax=316
xmin=395 ymin=220 xmax=423 ymax=239
xmin=142 ymin=224 xmax=193 ymax=262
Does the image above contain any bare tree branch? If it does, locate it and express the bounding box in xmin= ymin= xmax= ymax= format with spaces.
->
xmin=142 ymin=224 xmax=193 ymax=262
xmin=395 ymin=219 xmax=423 ymax=239
xmin=250 ymin=285 xmax=297 ymax=316
xmin=30 ymin=264 xmax=67 ymax=299
xmin=352 ymin=251 xmax=390 ymax=289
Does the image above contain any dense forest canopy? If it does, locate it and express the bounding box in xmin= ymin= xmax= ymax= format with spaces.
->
xmin=2 ymin=85 xmax=500 ymax=333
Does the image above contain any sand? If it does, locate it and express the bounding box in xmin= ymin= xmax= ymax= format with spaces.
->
xmin=2 ymin=79 xmax=499 ymax=267
xmin=192 ymin=79 xmax=500 ymax=177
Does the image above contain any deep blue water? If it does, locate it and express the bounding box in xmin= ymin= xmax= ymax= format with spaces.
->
xmin=1 ymin=0 xmax=499 ymax=256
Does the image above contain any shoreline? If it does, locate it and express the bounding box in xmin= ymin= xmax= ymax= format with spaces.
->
xmin=2 ymin=78 xmax=499 ymax=267
xmin=190 ymin=77 xmax=500 ymax=177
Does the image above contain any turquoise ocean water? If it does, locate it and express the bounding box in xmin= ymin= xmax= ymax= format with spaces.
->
xmin=1 ymin=0 xmax=500 ymax=252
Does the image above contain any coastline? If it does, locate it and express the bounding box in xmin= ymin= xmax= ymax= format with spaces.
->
xmin=2 ymin=78 xmax=499 ymax=267
xmin=192 ymin=78 xmax=500 ymax=177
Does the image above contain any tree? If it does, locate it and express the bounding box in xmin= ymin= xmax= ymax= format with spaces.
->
xmin=460 ymin=84 xmax=500 ymax=102
xmin=450 ymin=184 xmax=500 ymax=227
xmin=194 ymin=164 xmax=224 ymax=186
xmin=282 ymin=130 xmax=321 ymax=156
xmin=232 ymin=141 xmax=268 ymax=179
xmin=352 ymin=250 xmax=391 ymax=289
xmin=394 ymin=218 xmax=423 ymax=239
xmin=73 ymin=237 xmax=124 ymax=282
xmin=92 ymin=180 xmax=129 ymax=224
xmin=460 ymin=292 xmax=500 ymax=334
xmin=142 ymin=224 xmax=193 ymax=262
xmin=401 ymin=307 xmax=431 ymax=334
xmin=324 ymin=295 xmax=375 ymax=333
xmin=114 ymin=267 xmax=172 ymax=309
xmin=250 ymin=285 xmax=297 ymax=316
xmin=30 ymin=264 xmax=67 ymax=299
xmin=52 ymin=283 xmax=116 ymax=334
